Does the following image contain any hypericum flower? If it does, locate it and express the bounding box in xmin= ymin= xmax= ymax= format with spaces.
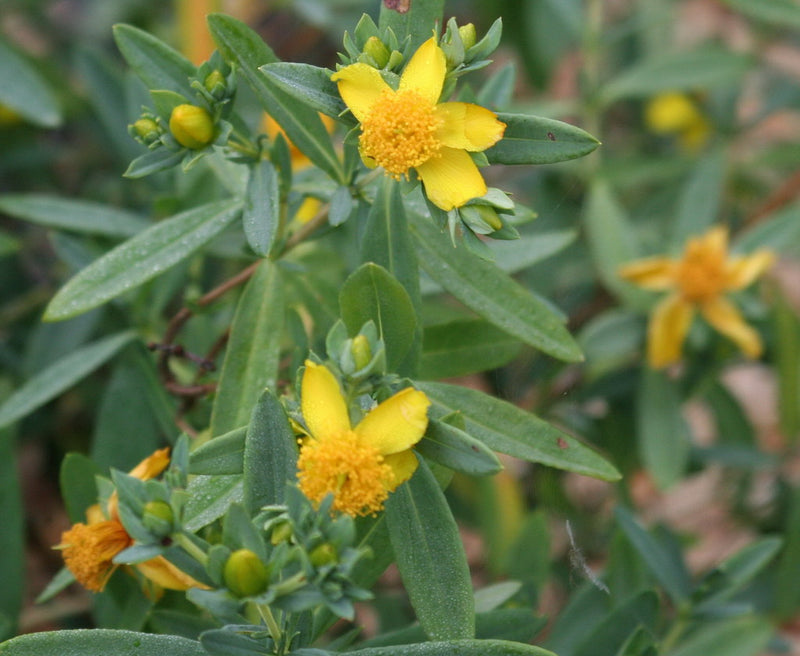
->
xmin=58 ymin=448 xmax=201 ymax=593
xmin=619 ymin=226 xmax=775 ymax=368
xmin=296 ymin=361 xmax=430 ymax=516
xmin=644 ymin=92 xmax=710 ymax=152
xmin=331 ymin=37 xmax=506 ymax=211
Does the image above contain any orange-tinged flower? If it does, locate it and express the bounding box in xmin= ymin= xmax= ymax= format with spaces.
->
xmin=331 ymin=37 xmax=506 ymax=211
xmin=57 ymin=448 xmax=203 ymax=593
xmin=619 ymin=226 xmax=774 ymax=368
xmin=297 ymin=361 xmax=430 ymax=516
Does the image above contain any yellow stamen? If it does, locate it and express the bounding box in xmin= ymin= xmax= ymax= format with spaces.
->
xmin=58 ymin=520 xmax=133 ymax=592
xmin=297 ymin=430 xmax=395 ymax=517
xmin=675 ymin=239 xmax=727 ymax=303
xmin=359 ymin=89 xmax=442 ymax=178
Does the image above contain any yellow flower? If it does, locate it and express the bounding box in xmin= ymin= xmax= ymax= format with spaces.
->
xmin=263 ymin=112 xmax=337 ymax=172
xmin=619 ymin=227 xmax=774 ymax=368
xmin=58 ymin=448 xmax=203 ymax=593
xmin=331 ymin=37 xmax=506 ymax=211
xmin=644 ymin=92 xmax=710 ymax=152
xmin=297 ymin=361 xmax=430 ymax=516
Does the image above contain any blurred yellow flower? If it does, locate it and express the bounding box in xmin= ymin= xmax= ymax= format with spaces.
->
xmin=331 ymin=37 xmax=505 ymax=210
xmin=58 ymin=448 xmax=202 ymax=593
xmin=297 ymin=361 xmax=430 ymax=516
xmin=644 ymin=92 xmax=710 ymax=152
xmin=619 ymin=226 xmax=774 ymax=368
xmin=263 ymin=112 xmax=337 ymax=172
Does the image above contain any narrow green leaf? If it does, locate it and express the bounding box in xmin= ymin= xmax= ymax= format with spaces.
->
xmin=0 ymin=37 xmax=61 ymax=127
xmin=723 ymin=0 xmax=800 ymax=29
xmin=259 ymin=62 xmax=345 ymax=118
xmin=0 ymin=194 xmax=148 ymax=238
xmin=113 ymin=24 xmax=196 ymax=98
xmin=735 ymin=201 xmax=800 ymax=256
xmin=0 ymin=629 xmax=206 ymax=656
xmin=773 ymin=289 xmax=800 ymax=440
xmin=419 ymin=319 xmax=521 ymax=379
xmin=664 ymin=615 xmax=771 ymax=656
xmin=0 ymin=232 xmax=19 ymax=259
xmin=59 ymin=453 xmax=102 ymax=523
xmin=0 ymin=331 xmax=135 ymax=431
xmin=210 ymin=260 xmax=284 ymax=436
xmin=486 ymin=113 xmax=600 ymax=165
xmin=573 ymin=591 xmax=659 ymax=656
xmin=776 ymin=484 xmax=800 ymax=618
xmin=123 ymin=148 xmax=185 ymax=179
xmin=671 ymin=148 xmax=727 ymax=249
xmin=0 ymin=415 xmax=22 ymax=639
xmin=386 ymin=459 xmax=474 ymax=641
xmin=417 ymin=418 xmax=503 ymax=476
xmin=614 ymin=506 xmax=692 ymax=604
xmin=409 ymin=212 xmax=582 ymax=362
xmin=637 ymin=369 xmax=691 ymax=489
xmin=183 ymin=475 xmax=243 ymax=532
xmin=243 ymin=390 xmax=297 ymax=512
xmin=378 ymin=0 xmax=445 ymax=52
xmin=339 ymin=263 xmax=417 ymax=372
xmin=189 ymin=426 xmax=247 ymax=475
xmin=702 ymin=381 xmax=755 ymax=446
xmin=207 ymin=14 xmax=344 ymax=183
xmin=243 ymin=160 xmax=280 ymax=256
xmin=418 ymin=382 xmax=621 ymax=481
xmin=343 ymin=639 xmax=556 ymax=656
xmin=578 ymin=309 xmax=642 ymax=379
xmin=602 ymin=48 xmax=753 ymax=103
xmin=44 ymin=200 xmax=241 ymax=321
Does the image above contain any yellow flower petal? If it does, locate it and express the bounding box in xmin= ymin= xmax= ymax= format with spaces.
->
xmin=136 ymin=555 xmax=207 ymax=591
xmin=416 ymin=146 xmax=488 ymax=210
xmin=301 ymin=361 xmax=352 ymax=440
xmin=696 ymin=225 xmax=728 ymax=256
xmin=700 ymin=297 xmax=763 ymax=358
xmin=383 ymin=449 xmax=419 ymax=491
xmin=618 ymin=257 xmax=677 ymax=290
xmin=399 ymin=37 xmax=446 ymax=105
xmin=434 ymin=102 xmax=506 ymax=151
xmin=128 ymin=447 xmax=171 ymax=481
xmin=647 ymin=293 xmax=693 ymax=368
xmin=354 ymin=387 xmax=430 ymax=456
xmin=332 ymin=63 xmax=391 ymax=122
xmin=725 ymin=250 xmax=775 ymax=290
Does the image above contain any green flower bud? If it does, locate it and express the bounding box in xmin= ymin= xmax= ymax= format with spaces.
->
xmin=458 ymin=23 xmax=477 ymax=50
xmin=350 ymin=334 xmax=372 ymax=371
xmin=203 ymin=70 xmax=228 ymax=100
xmin=476 ymin=205 xmax=503 ymax=231
xmin=363 ymin=36 xmax=390 ymax=68
xmin=309 ymin=542 xmax=337 ymax=567
xmin=133 ymin=118 xmax=159 ymax=139
xmin=142 ymin=500 xmax=174 ymax=536
xmin=223 ymin=549 xmax=270 ymax=597
xmin=270 ymin=521 xmax=293 ymax=545
xmin=169 ymin=104 xmax=215 ymax=149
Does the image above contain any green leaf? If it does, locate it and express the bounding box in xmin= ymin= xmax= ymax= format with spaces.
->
xmin=386 ymin=459 xmax=474 ymax=641
xmin=409 ymin=212 xmax=582 ymax=362
xmin=0 ymin=37 xmax=61 ymax=127
xmin=417 ymin=418 xmax=503 ymax=476
xmin=0 ymin=194 xmax=148 ymax=238
xmin=418 ymin=381 xmax=621 ymax=481
xmin=0 ymin=629 xmax=206 ymax=656
xmin=207 ymin=14 xmax=344 ymax=183
xmin=259 ymin=62 xmax=345 ymax=118
xmin=578 ymin=310 xmax=642 ymax=379
xmin=339 ymin=263 xmax=417 ymax=372
xmin=59 ymin=453 xmax=103 ymax=523
xmin=602 ymin=48 xmax=753 ymax=103
xmin=775 ymin=484 xmax=800 ymax=618
xmin=210 ymin=260 xmax=284 ymax=436
xmin=0 ymin=414 xmax=22 ymax=639
xmin=113 ymin=24 xmax=196 ymax=98
xmin=123 ymin=148 xmax=186 ymax=179
xmin=341 ymin=639 xmax=556 ymax=656
xmin=583 ymin=181 xmax=652 ymax=311
xmin=378 ymin=0 xmax=445 ymax=52
xmin=573 ymin=591 xmax=659 ymax=656
xmin=773 ymin=288 xmax=800 ymax=440
xmin=637 ymin=369 xmax=690 ymax=489
xmin=723 ymin=0 xmax=800 ymax=29
xmin=670 ymin=148 xmax=727 ymax=250
xmin=243 ymin=390 xmax=297 ymax=512
xmin=614 ymin=506 xmax=692 ymax=604
xmin=0 ymin=231 xmax=19 ymax=259
xmin=664 ymin=616 xmax=772 ymax=656
xmin=419 ymin=319 xmax=521 ymax=379
xmin=735 ymin=201 xmax=800 ymax=256
xmin=44 ymin=200 xmax=241 ymax=321
xmin=486 ymin=113 xmax=600 ymax=165
xmin=189 ymin=426 xmax=247 ymax=475
xmin=183 ymin=475 xmax=243 ymax=532
xmin=243 ymin=160 xmax=280 ymax=257
xmin=0 ymin=331 xmax=136 ymax=431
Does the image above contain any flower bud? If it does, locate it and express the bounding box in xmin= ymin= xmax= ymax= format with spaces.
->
xmin=458 ymin=23 xmax=477 ymax=50
xmin=363 ymin=36 xmax=390 ymax=68
xmin=270 ymin=520 xmax=293 ymax=545
xmin=203 ymin=70 xmax=227 ymax=99
xmin=309 ymin=542 xmax=337 ymax=567
xmin=223 ymin=549 xmax=270 ymax=597
xmin=169 ymin=104 xmax=215 ymax=149
xmin=130 ymin=117 xmax=161 ymax=145
xmin=350 ymin=334 xmax=372 ymax=372
xmin=142 ymin=500 xmax=174 ymax=536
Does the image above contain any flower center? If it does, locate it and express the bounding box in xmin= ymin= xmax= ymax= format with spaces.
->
xmin=359 ymin=89 xmax=441 ymax=178
xmin=676 ymin=242 xmax=727 ymax=303
xmin=297 ymin=430 xmax=394 ymax=517
xmin=59 ymin=520 xmax=133 ymax=592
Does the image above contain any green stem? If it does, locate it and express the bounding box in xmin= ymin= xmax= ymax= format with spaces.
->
xmin=660 ymin=604 xmax=691 ymax=653
xmin=174 ymin=532 xmax=208 ymax=567
xmin=256 ymin=603 xmax=283 ymax=651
